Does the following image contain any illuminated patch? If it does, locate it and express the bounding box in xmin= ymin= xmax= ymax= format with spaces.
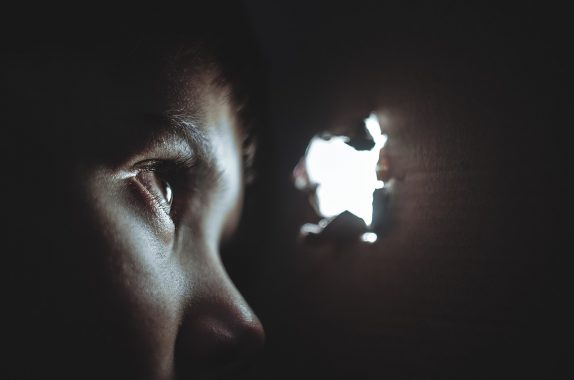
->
xmin=295 ymin=113 xmax=387 ymax=226
xmin=294 ymin=113 xmax=391 ymax=243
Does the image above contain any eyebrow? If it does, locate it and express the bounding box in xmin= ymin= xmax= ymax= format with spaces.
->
xmin=157 ymin=112 xmax=226 ymax=185
xmin=164 ymin=113 xmax=214 ymax=162
xmin=129 ymin=111 xmax=231 ymax=187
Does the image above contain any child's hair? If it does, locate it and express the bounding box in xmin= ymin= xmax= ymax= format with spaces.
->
xmin=3 ymin=3 xmax=262 ymax=178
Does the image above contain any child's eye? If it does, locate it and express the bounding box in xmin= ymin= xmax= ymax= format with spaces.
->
xmin=135 ymin=169 xmax=174 ymax=215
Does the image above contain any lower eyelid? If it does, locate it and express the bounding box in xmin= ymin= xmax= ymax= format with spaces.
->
xmin=137 ymin=170 xmax=172 ymax=207
xmin=129 ymin=175 xmax=175 ymax=229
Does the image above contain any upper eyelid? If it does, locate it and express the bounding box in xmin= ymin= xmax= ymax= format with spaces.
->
xmin=133 ymin=155 xmax=197 ymax=172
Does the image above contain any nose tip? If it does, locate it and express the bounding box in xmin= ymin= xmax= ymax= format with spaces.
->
xmin=187 ymin=306 xmax=264 ymax=359
xmin=175 ymin=282 xmax=265 ymax=378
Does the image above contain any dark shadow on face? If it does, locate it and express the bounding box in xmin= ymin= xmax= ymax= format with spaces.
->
xmin=3 ymin=5 xmax=266 ymax=380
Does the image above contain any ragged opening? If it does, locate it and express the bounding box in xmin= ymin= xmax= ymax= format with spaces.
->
xmin=294 ymin=113 xmax=392 ymax=242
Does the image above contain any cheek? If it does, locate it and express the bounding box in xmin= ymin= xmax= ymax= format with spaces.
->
xmin=81 ymin=170 xmax=188 ymax=375
xmin=89 ymin=171 xmax=176 ymax=260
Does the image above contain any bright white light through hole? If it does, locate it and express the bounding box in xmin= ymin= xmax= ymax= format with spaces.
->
xmin=303 ymin=113 xmax=387 ymax=226
xmin=360 ymin=232 xmax=378 ymax=243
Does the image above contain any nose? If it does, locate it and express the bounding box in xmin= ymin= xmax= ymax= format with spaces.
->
xmin=175 ymin=261 xmax=265 ymax=379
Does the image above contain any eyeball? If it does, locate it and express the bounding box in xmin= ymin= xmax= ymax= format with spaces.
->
xmin=163 ymin=180 xmax=173 ymax=207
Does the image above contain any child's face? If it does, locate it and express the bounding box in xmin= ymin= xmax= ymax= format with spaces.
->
xmin=47 ymin=55 xmax=264 ymax=379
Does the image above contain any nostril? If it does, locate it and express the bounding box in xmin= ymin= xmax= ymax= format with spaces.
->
xmin=174 ymin=306 xmax=265 ymax=378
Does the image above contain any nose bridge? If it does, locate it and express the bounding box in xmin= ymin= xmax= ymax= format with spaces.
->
xmin=175 ymin=254 xmax=264 ymax=377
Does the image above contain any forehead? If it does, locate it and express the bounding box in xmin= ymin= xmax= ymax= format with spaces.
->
xmin=33 ymin=42 xmax=240 ymax=159
xmin=123 ymin=48 xmax=240 ymax=155
xmin=98 ymin=42 xmax=231 ymax=114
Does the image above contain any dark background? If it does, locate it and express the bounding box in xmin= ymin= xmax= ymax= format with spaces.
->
xmin=225 ymin=1 xmax=566 ymax=379
xmin=1 ymin=2 xmax=565 ymax=379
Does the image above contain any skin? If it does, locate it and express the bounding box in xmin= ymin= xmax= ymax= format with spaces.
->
xmin=13 ymin=48 xmax=265 ymax=380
